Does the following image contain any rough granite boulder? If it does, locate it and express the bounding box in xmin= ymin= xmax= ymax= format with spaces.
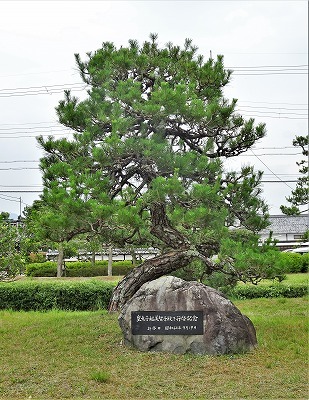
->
xmin=118 ymin=276 xmax=257 ymax=355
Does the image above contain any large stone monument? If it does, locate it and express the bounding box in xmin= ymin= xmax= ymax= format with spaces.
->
xmin=118 ymin=276 xmax=257 ymax=355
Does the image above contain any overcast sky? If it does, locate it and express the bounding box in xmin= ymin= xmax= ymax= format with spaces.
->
xmin=0 ymin=0 xmax=308 ymax=217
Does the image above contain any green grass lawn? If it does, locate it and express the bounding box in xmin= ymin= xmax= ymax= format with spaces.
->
xmin=275 ymin=272 xmax=308 ymax=285
xmin=236 ymin=272 xmax=308 ymax=286
xmin=0 ymin=297 xmax=307 ymax=399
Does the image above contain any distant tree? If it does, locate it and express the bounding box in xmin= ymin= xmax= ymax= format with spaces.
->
xmin=34 ymin=34 xmax=273 ymax=309
xmin=24 ymin=190 xmax=102 ymax=277
xmin=0 ymin=211 xmax=10 ymax=220
xmin=281 ymin=135 xmax=308 ymax=215
xmin=0 ymin=214 xmax=24 ymax=280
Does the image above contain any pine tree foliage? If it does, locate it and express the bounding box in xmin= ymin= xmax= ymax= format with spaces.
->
xmin=29 ymin=35 xmax=274 ymax=308
xmin=281 ymin=135 xmax=308 ymax=215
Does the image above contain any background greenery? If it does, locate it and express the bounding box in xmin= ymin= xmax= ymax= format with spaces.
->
xmin=25 ymin=260 xmax=135 ymax=277
xmin=0 ymin=273 xmax=307 ymax=311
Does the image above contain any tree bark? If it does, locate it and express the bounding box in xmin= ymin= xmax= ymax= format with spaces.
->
xmin=91 ymin=251 xmax=96 ymax=267
xmin=108 ymin=246 xmax=113 ymax=277
xmin=57 ymin=244 xmax=64 ymax=278
xmin=149 ymin=202 xmax=190 ymax=249
xmin=109 ymin=249 xmax=195 ymax=312
xmin=109 ymin=201 xmax=194 ymax=311
xmin=131 ymin=247 xmax=137 ymax=268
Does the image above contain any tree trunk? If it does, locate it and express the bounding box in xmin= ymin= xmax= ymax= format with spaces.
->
xmin=109 ymin=249 xmax=195 ymax=312
xmin=109 ymin=201 xmax=194 ymax=312
xmin=91 ymin=251 xmax=96 ymax=267
xmin=108 ymin=246 xmax=113 ymax=277
xmin=57 ymin=244 xmax=64 ymax=278
xmin=131 ymin=247 xmax=137 ymax=268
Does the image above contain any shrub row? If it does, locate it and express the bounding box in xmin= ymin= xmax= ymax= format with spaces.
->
xmin=229 ymin=283 xmax=308 ymax=300
xmin=0 ymin=280 xmax=116 ymax=311
xmin=0 ymin=278 xmax=307 ymax=311
xmin=24 ymin=252 xmax=308 ymax=279
xmin=25 ymin=260 xmax=134 ymax=277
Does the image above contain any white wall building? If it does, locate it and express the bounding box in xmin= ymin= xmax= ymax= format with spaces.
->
xmin=260 ymin=215 xmax=309 ymax=250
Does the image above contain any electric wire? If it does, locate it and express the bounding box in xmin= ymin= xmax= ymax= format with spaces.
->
xmin=250 ymin=149 xmax=295 ymax=190
xmin=0 ymin=195 xmax=21 ymax=203
xmin=0 ymin=64 xmax=307 ymax=97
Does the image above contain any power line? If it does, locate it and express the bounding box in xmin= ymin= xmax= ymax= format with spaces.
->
xmin=0 ymin=82 xmax=86 ymax=92
xmin=263 ymin=173 xmax=301 ymax=176
xmin=238 ymin=153 xmax=301 ymax=156
xmin=0 ymin=167 xmax=40 ymax=171
xmin=238 ymin=100 xmax=308 ymax=106
xmin=0 ymin=193 xmax=21 ymax=200
xmin=0 ymin=68 xmax=77 ymax=78
xmin=227 ymin=64 xmax=308 ymax=68
xmin=0 ymin=185 xmax=42 ymax=188
xmin=231 ymin=64 xmax=308 ymax=75
xmin=0 ymin=64 xmax=306 ymax=97
xmin=0 ymin=125 xmax=72 ymax=132
xmin=0 ymin=88 xmax=86 ymax=98
xmin=252 ymin=146 xmax=296 ymax=150
xmin=233 ymin=72 xmax=307 ymax=76
xmin=0 ymin=82 xmax=88 ymax=98
xmin=237 ymin=104 xmax=307 ymax=111
xmin=0 ymin=160 xmax=40 ymax=164
xmin=0 ymin=130 xmax=73 ymax=137
xmin=0 ymin=191 xmax=42 ymax=193
xmin=0 ymin=181 xmax=300 ymax=195
xmin=238 ymin=113 xmax=307 ymax=120
xmin=0 ymin=195 xmax=21 ymax=203
xmin=250 ymin=149 xmax=294 ymax=190
xmin=0 ymin=152 xmax=303 ymax=166
xmin=260 ymin=181 xmax=299 ymax=183
xmin=0 ymin=132 xmax=74 ymax=139
xmin=237 ymin=108 xmax=307 ymax=116
xmin=0 ymin=121 xmax=58 ymax=127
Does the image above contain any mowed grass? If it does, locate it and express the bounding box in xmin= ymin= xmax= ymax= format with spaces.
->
xmin=0 ymin=297 xmax=308 ymax=400
xmin=236 ymin=273 xmax=308 ymax=287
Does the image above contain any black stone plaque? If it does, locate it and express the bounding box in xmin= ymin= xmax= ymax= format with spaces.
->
xmin=131 ymin=311 xmax=204 ymax=335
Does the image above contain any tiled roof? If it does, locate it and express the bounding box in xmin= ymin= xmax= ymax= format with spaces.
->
xmin=261 ymin=215 xmax=309 ymax=234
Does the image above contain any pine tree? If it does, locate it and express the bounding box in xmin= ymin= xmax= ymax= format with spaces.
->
xmin=280 ymin=135 xmax=308 ymax=215
xmin=31 ymin=35 xmax=272 ymax=308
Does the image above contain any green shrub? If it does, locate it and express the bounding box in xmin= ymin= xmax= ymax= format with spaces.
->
xmin=66 ymin=266 xmax=107 ymax=277
xmin=25 ymin=262 xmax=57 ymax=277
xmin=278 ymin=252 xmax=308 ymax=273
xmin=230 ymin=284 xmax=308 ymax=300
xmin=0 ymin=280 xmax=116 ymax=311
xmin=300 ymin=253 xmax=309 ymax=273
xmin=25 ymin=260 xmax=134 ymax=277
xmin=0 ymin=277 xmax=307 ymax=311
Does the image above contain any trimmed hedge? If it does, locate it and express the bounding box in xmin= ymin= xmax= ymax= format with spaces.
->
xmin=25 ymin=262 xmax=57 ymax=277
xmin=0 ymin=278 xmax=307 ymax=311
xmin=229 ymin=283 xmax=308 ymax=300
xmin=0 ymin=280 xmax=116 ymax=311
xmin=25 ymin=260 xmax=134 ymax=277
